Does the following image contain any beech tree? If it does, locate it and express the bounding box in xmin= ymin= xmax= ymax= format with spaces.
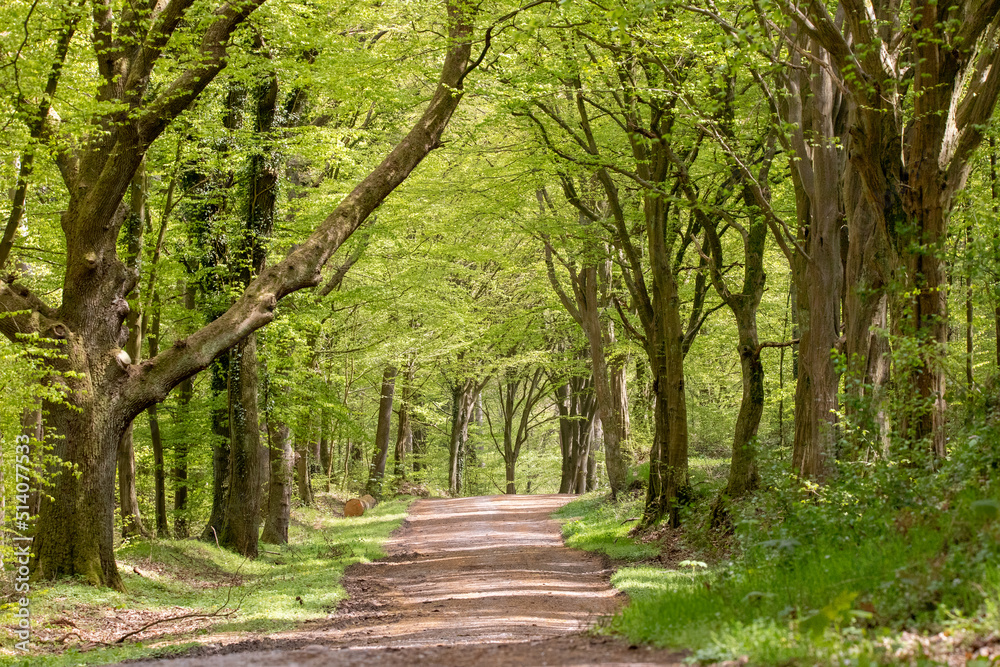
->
xmin=0 ymin=0 xmax=483 ymax=588
xmin=516 ymin=11 xmax=720 ymax=525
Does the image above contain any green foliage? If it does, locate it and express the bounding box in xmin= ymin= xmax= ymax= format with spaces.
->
xmin=555 ymin=431 xmax=1000 ymax=665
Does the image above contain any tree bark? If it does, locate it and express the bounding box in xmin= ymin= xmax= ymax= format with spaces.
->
xmin=260 ymin=419 xmax=293 ymax=544
xmin=118 ymin=167 xmax=150 ymax=540
xmin=784 ymin=0 xmax=1000 ymax=458
xmin=366 ymin=365 xmax=398 ymax=497
xmin=448 ymin=378 xmax=479 ymax=495
xmin=393 ymin=361 xmax=415 ymax=478
xmin=219 ymin=334 xmax=265 ymax=557
xmin=173 ymin=282 xmax=196 ymax=538
xmin=541 ymin=212 xmax=630 ymax=497
xmin=7 ymin=0 xmax=476 ymax=587
xmin=202 ymin=357 xmax=230 ymax=543
xmin=295 ymin=419 xmax=315 ymax=506
xmin=782 ymin=28 xmax=845 ymax=481
xmin=147 ymin=293 xmax=169 ymax=537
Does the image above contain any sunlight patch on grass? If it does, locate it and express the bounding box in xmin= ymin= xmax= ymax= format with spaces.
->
xmin=0 ymin=496 xmax=412 ymax=666
xmin=553 ymin=494 xmax=659 ymax=562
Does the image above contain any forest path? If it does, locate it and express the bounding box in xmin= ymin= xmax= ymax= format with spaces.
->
xmin=122 ymin=495 xmax=683 ymax=666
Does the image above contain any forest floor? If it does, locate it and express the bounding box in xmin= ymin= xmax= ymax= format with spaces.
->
xmin=119 ymin=495 xmax=685 ymax=666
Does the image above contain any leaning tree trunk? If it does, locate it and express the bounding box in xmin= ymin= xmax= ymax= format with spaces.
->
xmin=12 ymin=0 xmax=475 ymax=588
xmin=260 ymin=419 xmax=293 ymax=544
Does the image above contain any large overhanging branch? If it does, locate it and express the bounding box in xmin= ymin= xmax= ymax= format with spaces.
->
xmin=120 ymin=0 xmax=477 ymax=420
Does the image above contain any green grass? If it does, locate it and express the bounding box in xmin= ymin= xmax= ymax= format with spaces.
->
xmin=555 ymin=489 xmax=1000 ymax=666
xmin=554 ymin=493 xmax=660 ymax=562
xmin=0 ymin=496 xmax=412 ymax=666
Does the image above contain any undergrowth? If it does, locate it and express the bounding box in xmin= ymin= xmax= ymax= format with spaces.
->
xmin=558 ymin=433 xmax=1000 ymax=666
xmin=0 ymin=495 xmax=412 ymax=666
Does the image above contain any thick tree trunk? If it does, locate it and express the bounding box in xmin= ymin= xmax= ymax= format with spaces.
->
xmin=841 ymin=105 xmax=899 ymax=457
xmin=32 ymin=356 xmax=126 ymax=590
xmin=261 ymin=419 xmax=293 ymax=544
xmin=366 ymin=365 xmax=397 ymax=497
xmin=219 ymin=334 xmax=265 ymax=557
xmin=21 ymin=406 xmax=44 ymax=517
xmin=784 ymin=33 xmax=844 ymax=481
xmin=12 ymin=0 xmax=476 ymax=587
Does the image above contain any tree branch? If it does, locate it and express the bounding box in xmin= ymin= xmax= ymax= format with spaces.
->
xmin=120 ymin=0 xmax=477 ymax=418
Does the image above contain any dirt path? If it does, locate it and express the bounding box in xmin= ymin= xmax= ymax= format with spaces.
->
xmin=122 ymin=495 xmax=683 ymax=666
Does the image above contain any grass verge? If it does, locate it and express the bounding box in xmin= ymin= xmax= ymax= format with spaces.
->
xmin=556 ymin=489 xmax=1000 ymax=666
xmin=0 ymin=495 xmax=412 ymax=666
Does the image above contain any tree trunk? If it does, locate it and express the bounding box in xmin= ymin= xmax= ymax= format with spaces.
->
xmin=295 ymin=435 xmax=314 ymax=506
xmin=219 ymin=334 xmax=265 ymax=557
xmin=118 ymin=167 xmax=150 ymax=540
xmin=721 ymin=326 xmax=764 ymax=503
xmin=260 ymin=419 xmax=293 ymax=544
xmin=448 ymin=378 xmax=478 ymax=495
xmin=587 ymin=419 xmax=600 ymax=492
xmin=33 ymin=385 xmax=125 ymax=589
xmin=542 ymin=228 xmax=630 ymax=497
xmin=841 ymin=102 xmax=899 ymax=457
xmin=14 ymin=0 xmax=476 ymax=588
xmin=784 ymin=31 xmax=844 ymax=481
xmin=21 ymin=406 xmax=44 ymax=517
xmin=554 ymin=379 xmax=575 ymax=494
xmin=173 ymin=283 xmax=196 ymax=538
xmin=202 ymin=357 xmax=230 ymax=543
xmin=642 ymin=209 xmax=690 ymax=526
xmin=366 ymin=365 xmax=397 ymax=497
xmin=412 ymin=422 xmax=426 ymax=474
xmin=319 ymin=420 xmax=331 ymax=489
xmin=147 ymin=293 xmax=169 ymax=537
xmin=393 ymin=361 xmax=415 ymax=478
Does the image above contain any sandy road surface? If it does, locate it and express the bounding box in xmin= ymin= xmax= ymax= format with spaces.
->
xmin=120 ymin=495 xmax=682 ymax=666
